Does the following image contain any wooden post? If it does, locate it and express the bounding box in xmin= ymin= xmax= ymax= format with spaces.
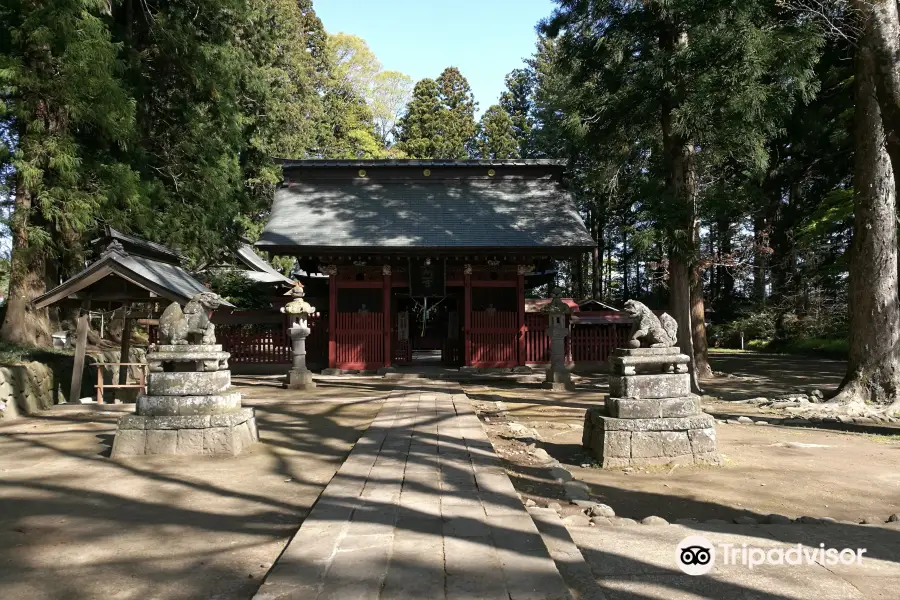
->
xmin=327 ymin=267 xmax=337 ymax=369
xmin=69 ymin=299 xmax=91 ymax=403
xmin=517 ymin=270 xmax=526 ymax=366
xmin=118 ymin=303 xmax=133 ymax=394
xmin=96 ymin=367 xmax=103 ymax=404
xmin=463 ymin=265 xmax=472 ymax=366
xmin=383 ymin=265 xmax=392 ymax=368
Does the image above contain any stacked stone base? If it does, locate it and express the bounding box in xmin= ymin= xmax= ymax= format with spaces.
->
xmin=583 ymin=347 xmax=720 ymax=468
xmin=111 ymin=343 xmax=258 ymax=458
xmin=112 ymin=407 xmax=258 ymax=457
xmin=583 ymin=408 xmax=720 ymax=468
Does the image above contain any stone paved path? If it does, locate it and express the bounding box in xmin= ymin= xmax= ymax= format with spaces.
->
xmin=254 ymin=383 xmax=571 ymax=600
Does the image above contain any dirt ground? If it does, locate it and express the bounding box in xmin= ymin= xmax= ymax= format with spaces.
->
xmin=466 ymin=352 xmax=900 ymax=524
xmin=0 ymin=377 xmax=391 ymax=600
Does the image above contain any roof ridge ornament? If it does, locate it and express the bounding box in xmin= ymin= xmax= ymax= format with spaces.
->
xmin=103 ymin=240 xmax=126 ymax=256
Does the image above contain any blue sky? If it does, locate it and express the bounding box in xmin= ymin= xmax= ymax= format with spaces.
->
xmin=314 ymin=0 xmax=557 ymax=115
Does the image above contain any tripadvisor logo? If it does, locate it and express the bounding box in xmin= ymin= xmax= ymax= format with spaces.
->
xmin=676 ymin=535 xmax=867 ymax=575
xmin=676 ymin=535 xmax=716 ymax=575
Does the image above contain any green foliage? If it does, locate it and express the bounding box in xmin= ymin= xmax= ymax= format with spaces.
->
xmin=499 ymin=68 xmax=535 ymax=157
xmin=475 ymin=105 xmax=520 ymax=159
xmin=206 ymin=271 xmax=273 ymax=310
xmin=396 ymin=67 xmax=477 ymax=159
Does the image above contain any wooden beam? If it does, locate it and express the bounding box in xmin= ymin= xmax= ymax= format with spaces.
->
xmin=69 ymin=300 xmax=91 ymax=403
xmin=383 ymin=267 xmax=391 ymax=368
xmin=328 ymin=273 xmax=337 ymax=369
xmin=464 ymin=267 xmax=472 ymax=367
xmin=517 ymin=271 xmax=526 ymax=366
xmin=117 ymin=303 xmax=133 ymax=397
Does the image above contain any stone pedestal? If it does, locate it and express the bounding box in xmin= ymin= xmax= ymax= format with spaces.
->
xmin=111 ymin=344 xmax=258 ymax=458
xmin=285 ymin=322 xmax=316 ymax=390
xmin=583 ymin=348 xmax=720 ymax=468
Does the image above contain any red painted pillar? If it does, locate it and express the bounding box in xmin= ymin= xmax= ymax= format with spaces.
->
xmin=328 ymin=268 xmax=337 ymax=369
xmin=517 ymin=269 xmax=525 ymax=366
xmin=383 ymin=265 xmax=392 ymax=367
xmin=464 ymin=265 xmax=472 ymax=366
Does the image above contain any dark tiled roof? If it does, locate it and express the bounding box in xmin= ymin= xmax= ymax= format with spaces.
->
xmin=105 ymin=226 xmax=183 ymax=264
xmin=32 ymin=248 xmax=230 ymax=309
xmin=257 ymin=177 xmax=595 ymax=251
xmin=235 ymin=245 xmax=294 ymax=284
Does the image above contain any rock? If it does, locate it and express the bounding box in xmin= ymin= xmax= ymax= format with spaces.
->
xmin=549 ymin=466 xmax=574 ymax=482
xmin=524 ymin=499 xmax=536 ymax=508
xmin=888 ymin=513 xmax=900 ymax=523
xmin=754 ymin=420 xmax=770 ymax=426
xmin=861 ymin=516 xmax=883 ymax=525
xmin=837 ymin=415 xmax=854 ymax=424
xmin=819 ymin=517 xmax=838 ymax=524
xmin=748 ymin=397 xmax=769 ymax=404
xmin=571 ymin=499 xmax=596 ymax=508
xmin=587 ymin=503 xmax=616 ymax=518
xmin=766 ymin=514 xmax=793 ymax=524
xmin=809 ymin=389 xmax=824 ymax=400
xmin=733 ymin=516 xmax=758 ymax=525
xmin=641 ymin=515 xmax=668 ymax=526
xmin=530 ymin=448 xmax=555 ymax=464
xmin=726 ymin=419 xmax=741 ymax=425
xmin=704 ymin=519 xmax=729 ymax=525
xmin=590 ymin=516 xmax=613 ymax=526
xmin=611 ymin=517 xmax=638 ymax=526
xmin=547 ymin=502 xmax=563 ymax=512
xmin=563 ymin=480 xmax=591 ymax=501
xmin=798 ymin=516 xmax=824 ymax=524
xmin=736 ymin=416 xmax=754 ymax=424
xmin=562 ymin=513 xmax=592 ymax=527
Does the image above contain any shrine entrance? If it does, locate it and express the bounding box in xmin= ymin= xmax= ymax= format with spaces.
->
xmin=393 ymin=290 xmax=463 ymax=367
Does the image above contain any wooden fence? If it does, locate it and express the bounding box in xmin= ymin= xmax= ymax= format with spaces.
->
xmin=524 ymin=313 xmax=631 ymax=365
xmin=335 ymin=312 xmax=384 ymax=369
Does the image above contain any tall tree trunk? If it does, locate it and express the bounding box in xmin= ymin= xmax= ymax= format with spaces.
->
xmin=592 ymin=207 xmax=602 ymax=299
xmin=661 ymin=27 xmax=710 ymax=387
xmin=0 ymin=176 xmax=51 ymax=346
xmin=753 ymin=214 xmax=768 ymax=306
xmin=858 ymin=0 xmax=900 ymax=193
xmin=833 ymin=13 xmax=900 ymax=407
xmin=622 ymin=228 xmax=630 ymax=301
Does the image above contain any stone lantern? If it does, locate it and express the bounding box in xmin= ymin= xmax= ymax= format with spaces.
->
xmin=540 ymin=289 xmax=575 ymax=391
xmin=282 ymin=282 xmax=317 ymax=390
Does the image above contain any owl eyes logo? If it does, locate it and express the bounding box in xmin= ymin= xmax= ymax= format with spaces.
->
xmin=676 ymin=536 xmax=716 ymax=575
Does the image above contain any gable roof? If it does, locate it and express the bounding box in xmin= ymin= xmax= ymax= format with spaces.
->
xmin=235 ymin=245 xmax=295 ymax=285
xmin=257 ymin=161 xmax=595 ymax=254
xmin=32 ymin=246 xmax=230 ymax=309
xmin=102 ymin=226 xmax=183 ymax=264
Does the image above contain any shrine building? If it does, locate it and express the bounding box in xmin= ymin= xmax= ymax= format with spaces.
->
xmin=256 ymin=159 xmax=598 ymax=371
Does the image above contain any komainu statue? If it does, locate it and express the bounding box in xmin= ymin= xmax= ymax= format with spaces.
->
xmin=623 ymin=299 xmax=678 ymax=348
xmin=158 ymin=292 xmax=222 ymax=345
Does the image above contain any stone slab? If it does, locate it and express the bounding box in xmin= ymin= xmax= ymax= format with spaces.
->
xmin=609 ymin=373 xmax=690 ymax=399
xmin=146 ymin=370 xmax=230 ymax=396
xmin=612 ymin=347 xmax=682 ymax=357
xmin=118 ymin=407 xmax=254 ymax=430
xmin=585 ymin=408 xmax=715 ymax=431
xmin=153 ymin=344 xmax=222 ymax=352
xmin=583 ymin=410 xmax=719 ymax=468
xmin=607 ymin=396 xmax=700 ymax=419
xmin=111 ymin=413 xmax=258 ymax=457
xmin=136 ymin=392 xmax=241 ymax=416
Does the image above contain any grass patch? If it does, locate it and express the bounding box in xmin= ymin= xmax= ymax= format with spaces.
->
xmin=0 ymin=341 xmax=72 ymax=366
xmin=773 ymin=338 xmax=848 ymax=359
